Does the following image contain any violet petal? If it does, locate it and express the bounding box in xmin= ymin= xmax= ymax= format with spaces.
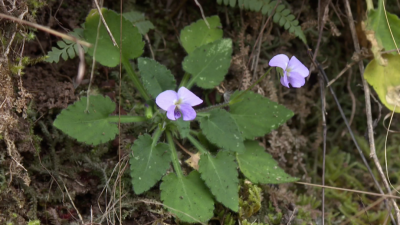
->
xmin=166 ymin=105 xmax=178 ymax=120
xmin=269 ymin=54 xmax=289 ymax=70
xmin=178 ymin=87 xmax=203 ymax=106
xmin=280 ymin=74 xmax=290 ymax=88
xmin=156 ymin=90 xmax=178 ymax=111
xmin=179 ymin=103 xmax=196 ymax=121
xmin=287 ymin=72 xmax=306 ymax=88
xmin=288 ymin=56 xmax=309 ymax=78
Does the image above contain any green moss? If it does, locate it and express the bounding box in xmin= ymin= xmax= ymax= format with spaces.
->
xmin=27 ymin=0 xmax=46 ymax=17
xmin=239 ymin=181 xmax=262 ymax=219
xmin=241 ymin=219 xmax=267 ymax=225
xmin=266 ymin=211 xmax=282 ymax=225
xmin=27 ymin=220 xmax=40 ymax=225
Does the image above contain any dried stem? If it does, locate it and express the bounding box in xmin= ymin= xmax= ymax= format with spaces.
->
xmin=295 ymin=182 xmax=400 ymax=200
xmin=193 ymin=0 xmax=210 ymax=28
xmin=317 ymin=67 xmax=327 ymax=225
xmin=326 ymin=60 xmax=357 ymax=87
xmin=0 ymin=13 xmax=92 ymax=47
xmin=313 ymin=0 xmax=331 ymax=61
xmin=62 ymin=182 xmax=84 ymax=223
xmin=93 ymin=0 xmax=118 ymax=47
xmin=247 ymin=0 xmax=280 ymax=68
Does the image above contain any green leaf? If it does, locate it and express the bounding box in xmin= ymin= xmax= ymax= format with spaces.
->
xmin=160 ymin=171 xmax=214 ymax=223
xmin=138 ymin=57 xmax=176 ymax=97
xmin=180 ymin=15 xmax=223 ymax=54
xmin=199 ymin=109 xmax=245 ymax=152
xmin=173 ymin=118 xmax=190 ymax=138
xmin=198 ymin=151 xmax=239 ymax=212
xmin=236 ymin=140 xmax=298 ymax=184
xmin=123 ymin=11 xmax=155 ymax=35
xmin=364 ymin=54 xmax=400 ymax=113
xmin=230 ymin=91 xmax=294 ymax=139
xmin=129 ymin=134 xmax=171 ymax=194
xmin=84 ymin=8 xmax=144 ymax=67
xmin=53 ymin=95 xmax=118 ymax=145
xmin=366 ymin=5 xmax=400 ymax=58
xmin=183 ymin=39 xmax=232 ymax=89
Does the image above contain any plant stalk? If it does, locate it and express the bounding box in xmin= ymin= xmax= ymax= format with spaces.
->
xmin=179 ymin=72 xmax=191 ymax=88
xmin=229 ymin=67 xmax=272 ymax=105
xmin=185 ymin=75 xmax=196 ymax=90
xmin=121 ymin=56 xmax=151 ymax=101
xmin=166 ymin=131 xmax=183 ymax=178
xmin=151 ymin=126 xmax=163 ymax=148
xmin=187 ymin=134 xmax=208 ymax=154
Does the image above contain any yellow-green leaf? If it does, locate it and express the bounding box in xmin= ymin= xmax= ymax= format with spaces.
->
xmin=364 ymin=54 xmax=400 ymax=113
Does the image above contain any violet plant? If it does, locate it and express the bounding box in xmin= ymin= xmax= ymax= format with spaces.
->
xmin=156 ymin=87 xmax=203 ymax=121
xmin=51 ymin=8 xmax=309 ymax=223
xmin=269 ymin=54 xmax=310 ymax=88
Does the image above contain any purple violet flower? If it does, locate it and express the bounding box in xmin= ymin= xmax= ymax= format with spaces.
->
xmin=269 ymin=54 xmax=310 ymax=88
xmin=156 ymin=87 xmax=203 ymax=121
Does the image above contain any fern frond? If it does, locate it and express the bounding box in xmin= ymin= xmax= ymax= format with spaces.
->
xmin=217 ymin=0 xmax=307 ymax=44
xmin=45 ymin=28 xmax=88 ymax=63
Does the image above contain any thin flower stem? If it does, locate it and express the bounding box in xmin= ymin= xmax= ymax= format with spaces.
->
xmin=107 ymin=115 xmax=148 ymax=123
xmin=166 ymin=131 xmax=183 ymax=178
xmin=121 ymin=57 xmax=151 ymax=102
xmin=196 ymin=67 xmax=273 ymax=113
xmin=179 ymin=72 xmax=191 ymax=88
xmin=185 ymin=76 xmax=196 ymax=90
xmin=317 ymin=65 xmax=327 ymax=225
xmin=189 ymin=130 xmax=199 ymax=136
xmin=187 ymin=134 xmax=208 ymax=154
xmin=229 ymin=67 xmax=272 ymax=105
xmin=195 ymin=112 xmax=210 ymax=117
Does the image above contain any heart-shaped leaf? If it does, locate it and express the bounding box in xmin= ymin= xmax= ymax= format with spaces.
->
xmin=53 ymin=95 xmax=118 ymax=145
xmin=130 ymin=134 xmax=171 ymax=194
xmin=183 ymin=39 xmax=232 ymax=89
xmin=199 ymin=151 xmax=239 ymax=212
xmin=160 ymin=171 xmax=214 ymax=223
xmin=138 ymin=57 xmax=176 ymax=98
xmin=230 ymin=91 xmax=294 ymax=139
xmin=237 ymin=141 xmax=298 ymax=184
xmin=364 ymin=54 xmax=400 ymax=113
xmin=84 ymin=8 xmax=144 ymax=67
xmin=180 ymin=15 xmax=223 ymax=54
xmin=199 ymin=109 xmax=245 ymax=152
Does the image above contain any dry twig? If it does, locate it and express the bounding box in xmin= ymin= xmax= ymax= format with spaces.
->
xmin=193 ymin=0 xmax=210 ymax=29
xmin=93 ymin=0 xmax=118 ymax=47
xmin=0 ymin=13 xmax=91 ymax=47
xmin=295 ymin=182 xmax=400 ymax=200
